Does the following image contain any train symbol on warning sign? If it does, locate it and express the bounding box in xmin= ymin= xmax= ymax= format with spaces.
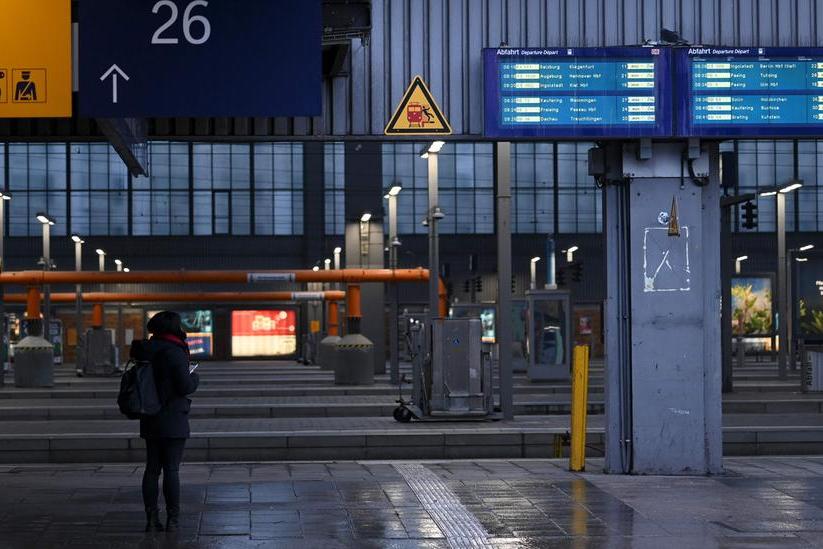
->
xmin=385 ymin=75 xmax=451 ymax=135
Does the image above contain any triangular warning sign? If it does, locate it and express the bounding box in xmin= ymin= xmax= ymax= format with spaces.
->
xmin=385 ymin=76 xmax=452 ymax=135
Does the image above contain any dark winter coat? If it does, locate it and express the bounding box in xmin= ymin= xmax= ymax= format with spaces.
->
xmin=137 ymin=337 xmax=199 ymax=439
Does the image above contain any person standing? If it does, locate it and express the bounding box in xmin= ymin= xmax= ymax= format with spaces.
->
xmin=138 ymin=311 xmax=199 ymax=533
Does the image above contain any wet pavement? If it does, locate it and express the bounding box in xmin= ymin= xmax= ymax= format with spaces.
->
xmin=2 ymin=458 xmax=823 ymax=547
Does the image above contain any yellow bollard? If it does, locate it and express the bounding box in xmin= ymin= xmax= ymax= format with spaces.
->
xmin=569 ymin=345 xmax=590 ymax=472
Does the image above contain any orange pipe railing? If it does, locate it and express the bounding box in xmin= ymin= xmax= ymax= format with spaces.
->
xmin=91 ymin=303 xmax=104 ymax=328
xmin=328 ymin=301 xmax=340 ymax=337
xmin=1 ymin=269 xmax=448 ymax=320
xmin=4 ymin=291 xmax=346 ymax=304
xmin=26 ymin=287 xmax=40 ymax=320
xmin=0 ymin=268 xmax=432 ymax=285
xmin=347 ymin=285 xmax=361 ymax=319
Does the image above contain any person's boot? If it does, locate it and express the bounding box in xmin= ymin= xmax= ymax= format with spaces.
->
xmin=165 ymin=507 xmax=179 ymax=533
xmin=145 ymin=508 xmax=164 ymax=532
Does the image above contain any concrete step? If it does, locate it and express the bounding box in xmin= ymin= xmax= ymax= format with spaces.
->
xmin=7 ymin=391 xmax=823 ymax=420
xmin=0 ymin=413 xmax=819 ymax=463
xmin=0 ymin=383 xmax=605 ymax=400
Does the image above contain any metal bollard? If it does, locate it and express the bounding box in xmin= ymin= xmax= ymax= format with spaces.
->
xmin=569 ymin=345 xmax=590 ymax=472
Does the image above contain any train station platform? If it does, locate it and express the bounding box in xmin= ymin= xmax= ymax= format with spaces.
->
xmin=1 ymin=457 xmax=822 ymax=547
xmin=0 ymin=360 xmax=821 ymax=463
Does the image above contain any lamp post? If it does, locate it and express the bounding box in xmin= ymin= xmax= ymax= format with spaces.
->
xmin=787 ymin=244 xmax=814 ymax=372
xmin=421 ymin=141 xmax=445 ymax=326
xmin=385 ymin=184 xmax=402 ymax=385
xmin=735 ymin=255 xmax=748 ymax=275
xmin=0 ymin=193 xmax=9 ymax=383
xmin=36 ymin=214 xmax=55 ymax=339
xmin=71 ymin=235 xmax=84 ymax=373
xmin=530 ymin=257 xmax=541 ymax=291
xmin=114 ymin=259 xmax=124 ymax=363
xmin=760 ymin=180 xmax=803 ymax=379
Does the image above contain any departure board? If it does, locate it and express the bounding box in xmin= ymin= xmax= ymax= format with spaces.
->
xmin=483 ymin=47 xmax=672 ymax=138
xmin=677 ymin=47 xmax=823 ymax=137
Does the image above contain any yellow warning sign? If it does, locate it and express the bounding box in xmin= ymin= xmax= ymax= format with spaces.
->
xmin=385 ymin=76 xmax=452 ymax=135
xmin=0 ymin=0 xmax=72 ymax=118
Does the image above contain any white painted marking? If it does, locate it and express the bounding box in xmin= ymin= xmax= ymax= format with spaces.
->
xmin=395 ymin=463 xmax=494 ymax=549
xmin=643 ymin=226 xmax=691 ymax=293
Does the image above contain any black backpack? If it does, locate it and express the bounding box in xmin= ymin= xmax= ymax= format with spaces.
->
xmin=117 ymin=340 xmax=162 ymax=419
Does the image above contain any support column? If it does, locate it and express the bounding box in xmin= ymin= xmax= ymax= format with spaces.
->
xmin=777 ymin=193 xmax=788 ymax=379
xmin=603 ymin=142 xmax=722 ymax=475
xmin=495 ymin=142 xmax=514 ymax=420
xmin=344 ymin=142 xmax=385 ymax=374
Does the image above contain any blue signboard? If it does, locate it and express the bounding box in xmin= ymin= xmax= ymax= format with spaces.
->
xmin=79 ymin=0 xmax=321 ymax=117
xmin=483 ymin=47 xmax=673 ymax=138
xmin=676 ymin=47 xmax=823 ymax=137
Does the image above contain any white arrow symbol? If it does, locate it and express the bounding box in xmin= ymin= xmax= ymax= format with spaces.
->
xmin=99 ymin=64 xmax=129 ymax=104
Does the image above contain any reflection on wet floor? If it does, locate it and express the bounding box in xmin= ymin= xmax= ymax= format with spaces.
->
xmin=2 ymin=458 xmax=823 ymax=547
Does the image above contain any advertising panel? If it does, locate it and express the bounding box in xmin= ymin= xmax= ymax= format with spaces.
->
xmin=483 ymin=47 xmax=672 ymax=138
xmin=147 ymin=309 xmax=213 ymax=358
xmin=231 ymin=310 xmax=297 ymax=358
xmin=795 ymin=258 xmax=823 ymax=340
xmin=731 ymin=276 xmax=774 ymax=336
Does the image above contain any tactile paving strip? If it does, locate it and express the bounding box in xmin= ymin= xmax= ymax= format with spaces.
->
xmin=395 ymin=463 xmax=494 ymax=549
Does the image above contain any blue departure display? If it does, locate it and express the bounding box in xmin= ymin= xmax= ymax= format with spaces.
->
xmin=483 ymin=47 xmax=672 ymax=138
xmin=676 ymin=48 xmax=823 ymax=137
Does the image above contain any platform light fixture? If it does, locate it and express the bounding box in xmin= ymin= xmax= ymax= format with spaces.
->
xmin=800 ymin=244 xmax=815 ymax=252
xmin=780 ymin=181 xmax=803 ymax=194
xmin=360 ymin=212 xmax=372 ymax=223
xmin=71 ymin=234 xmax=83 ymax=244
xmin=123 ymin=268 xmax=130 ymax=273
xmin=420 ymin=140 xmax=446 ymax=159
xmin=95 ymin=249 xmax=106 ymax=256
xmin=388 ymin=185 xmax=402 ymax=196
xmin=796 ymin=257 xmax=809 ymax=262
xmin=759 ymin=190 xmax=777 ymax=197
xmin=0 ymin=192 xmax=11 ymax=201
xmin=735 ymin=255 xmax=748 ymax=274
xmin=36 ymin=213 xmax=55 ymax=226
xmin=312 ymin=265 xmax=320 ymax=272
xmin=566 ymin=245 xmax=579 ymax=263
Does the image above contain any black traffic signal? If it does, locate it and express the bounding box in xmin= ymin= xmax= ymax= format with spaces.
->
xmin=474 ymin=276 xmax=483 ymax=293
xmin=741 ymin=201 xmax=758 ymax=230
xmin=463 ymin=279 xmax=470 ymax=293
xmin=511 ymin=276 xmax=517 ymax=294
xmin=570 ymin=261 xmax=583 ymax=282
xmin=556 ymin=267 xmax=566 ymax=287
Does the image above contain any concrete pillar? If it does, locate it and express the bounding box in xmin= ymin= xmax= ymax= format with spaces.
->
xmin=343 ymin=142 xmax=385 ymax=375
xmin=345 ymin=221 xmax=385 ymax=374
xmin=604 ymin=142 xmax=722 ymax=475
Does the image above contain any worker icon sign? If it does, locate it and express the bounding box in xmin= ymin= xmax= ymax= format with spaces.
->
xmin=0 ymin=69 xmax=6 ymax=103
xmin=11 ymin=69 xmax=46 ymax=103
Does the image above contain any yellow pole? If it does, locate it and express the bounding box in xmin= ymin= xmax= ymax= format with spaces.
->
xmin=569 ymin=345 xmax=590 ymax=472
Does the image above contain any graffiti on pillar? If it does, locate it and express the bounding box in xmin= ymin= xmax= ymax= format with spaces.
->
xmin=643 ymin=227 xmax=691 ymax=293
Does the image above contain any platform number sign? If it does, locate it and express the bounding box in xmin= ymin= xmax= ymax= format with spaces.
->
xmin=151 ymin=1 xmax=211 ymax=46
xmin=79 ymin=0 xmax=321 ymax=118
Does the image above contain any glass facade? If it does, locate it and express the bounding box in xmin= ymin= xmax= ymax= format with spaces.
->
xmin=0 ymin=140 xmax=821 ymax=238
xmin=0 ymin=141 xmax=304 ymax=237
xmin=8 ymin=143 xmax=68 ymax=237
xmin=324 ymin=142 xmax=345 ymax=235
xmin=381 ymin=142 xmax=494 ymax=235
